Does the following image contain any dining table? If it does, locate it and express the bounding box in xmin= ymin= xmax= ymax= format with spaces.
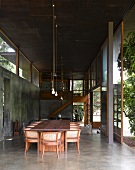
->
xmin=30 ymin=119 xmax=70 ymax=152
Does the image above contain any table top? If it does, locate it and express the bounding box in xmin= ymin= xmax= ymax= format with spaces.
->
xmin=31 ymin=120 xmax=70 ymax=131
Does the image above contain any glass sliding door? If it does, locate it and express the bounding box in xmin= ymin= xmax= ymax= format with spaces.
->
xmin=113 ymin=24 xmax=123 ymax=143
xmin=93 ymin=87 xmax=101 ymax=128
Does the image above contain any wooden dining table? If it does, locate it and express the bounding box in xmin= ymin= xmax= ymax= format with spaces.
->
xmin=30 ymin=119 xmax=70 ymax=152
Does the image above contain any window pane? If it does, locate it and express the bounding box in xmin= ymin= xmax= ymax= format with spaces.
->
xmin=32 ymin=66 xmax=39 ymax=87
xmin=73 ymin=80 xmax=83 ymax=96
xmin=19 ymin=52 xmax=30 ymax=81
xmin=0 ymin=37 xmax=16 ymax=74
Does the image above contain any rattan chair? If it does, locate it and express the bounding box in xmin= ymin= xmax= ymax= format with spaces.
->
xmin=65 ymin=129 xmax=80 ymax=154
xmin=40 ymin=131 xmax=62 ymax=158
xmin=24 ymin=129 xmax=39 ymax=154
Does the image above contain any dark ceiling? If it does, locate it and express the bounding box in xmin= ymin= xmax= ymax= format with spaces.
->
xmin=0 ymin=0 xmax=135 ymax=79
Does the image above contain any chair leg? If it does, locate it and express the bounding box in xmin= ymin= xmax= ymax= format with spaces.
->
xmin=37 ymin=142 xmax=39 ymax=155
xmin=42 ymin=145 xmax=45 ymax=158
xmin=24 ymin=144 xmax=27 ymax=154
xmin=40 ymin=140 xmax=43 ymax=153
xmin=77 ymin=142 xmax=80 ymax=154
xmin=25 ymin=142 xmax=30 ymax=154
xmin=59 ymin=143 xmax=61 ymax=153
xmin=56 ymin=144 xmax=59 ymax=158
xmin=59 ymin=143 xmax=62 ymax=156
xmin=65 ymin=142 xmax=67 ymax=153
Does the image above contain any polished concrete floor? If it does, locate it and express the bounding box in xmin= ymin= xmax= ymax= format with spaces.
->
xmin=0 ymin=130 xmax=135 ymax=170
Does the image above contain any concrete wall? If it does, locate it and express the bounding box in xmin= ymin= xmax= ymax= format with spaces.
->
xmin=40 ymin=100 xmax=72 ymax=120
xmin=0 ymin=66 xmax=40 ymax=139
xmin=40 ymin=100 xmax=54 ymax=119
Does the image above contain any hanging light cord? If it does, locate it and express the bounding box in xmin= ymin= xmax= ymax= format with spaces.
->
xmin=55 ymin=24 xmax=58 ymax=96
xmin=52 ymin=3 xmax=55 ymax=94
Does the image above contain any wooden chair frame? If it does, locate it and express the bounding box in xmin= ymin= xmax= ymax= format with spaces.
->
xmin=40 ymin=131 xmax=62 ymax=158
xmin=65 ymin=129 xmax=80 ymax=154
xmin=24 ymin=129 xmax=39 ymax=154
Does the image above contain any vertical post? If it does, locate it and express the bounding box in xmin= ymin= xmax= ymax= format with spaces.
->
xmin=39 ymin=72 xmax=41 ymax=120
xmin=107 ymin=22 xmax=113 ymax=144
xmin=90 ymin=92 xmax=93 ymax=126
xmin=121 ymin=22 xmax=124 ymax=143
xmin=16 ymin=48 xmax=19 ymax=76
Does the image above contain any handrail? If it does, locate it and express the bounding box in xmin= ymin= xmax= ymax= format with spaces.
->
xmin=50 ymin=91 xmax=73 ymax=115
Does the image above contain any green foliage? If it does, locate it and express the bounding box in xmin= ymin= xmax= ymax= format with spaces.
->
xmin=123 ymin=32 xmax=135 ymax=136
xmin=131 ymin=136 xmax=135 ymax=140
xmin=0 ymin=37 xmax=9 ymax=52
xmin=0 ymin=37 xmax=14 ymax=71
xmin=124 ymin=32 xmax=135 ymax=75
xmin=124 ymin=75 xmax=135 ymax=135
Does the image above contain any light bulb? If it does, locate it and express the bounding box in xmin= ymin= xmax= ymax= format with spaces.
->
xmin=52 ymin=88 xmax=55 ymax=94
xmin=55 ymin=91 xmax=58 ymax=96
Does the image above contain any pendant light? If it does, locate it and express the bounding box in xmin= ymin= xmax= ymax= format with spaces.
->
xmin=60 ymin=56 xmax=63 ymax=100
xmin=51 ymin=3 xmax=55 ymax=95
xmin=55 ymin=24 xmax=58 ymax=96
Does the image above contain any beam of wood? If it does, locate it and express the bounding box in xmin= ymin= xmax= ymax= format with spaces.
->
xmin=48 ymin=100 xmax=72 ymax=119
xmin=73 ymin=96 xmax=87 ymax=102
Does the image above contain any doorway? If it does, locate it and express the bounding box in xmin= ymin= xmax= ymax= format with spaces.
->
xmin=73 ymin=102 xmax=84 ymax=124
xmin=92 ymin=87 xmax=101 ymax=129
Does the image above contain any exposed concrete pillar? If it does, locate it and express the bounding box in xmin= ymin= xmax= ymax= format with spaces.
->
xmin=107 ymin=22 xmax=113 ymax=144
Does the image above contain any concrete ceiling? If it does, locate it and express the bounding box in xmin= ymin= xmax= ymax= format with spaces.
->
xmin=124 ymin=4 xmax=135 ymax=37
xmin=0 ymin=0 xmax=135 ymax=79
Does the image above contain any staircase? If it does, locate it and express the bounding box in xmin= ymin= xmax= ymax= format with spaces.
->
xmin=48 ymin=100 xmax=72 ymax=119
xmin=48 ymin=95 xmax=88 ymax=119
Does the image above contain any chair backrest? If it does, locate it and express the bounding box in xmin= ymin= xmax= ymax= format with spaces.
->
xmin=26 ymin=125 xmax=35 ymax=128
xmin=30 ymin=121 xmax=41 ymax=126
xmin=24 ymin=130 xmax=39 ymax=139
xmin=41 ymin=132 xmax=61 ymax=142
xmin=70 ymin=122 xmax=79 ymax=125
xmin=70 ymin=125 xmax=79 ymax=128
xmin=23 ymin=128 xmax=31 ymax=130
xmin=70 ymin=122 xmax=80 ymax=128
xmin=66 ymin=130 xmax=80 ymax=138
